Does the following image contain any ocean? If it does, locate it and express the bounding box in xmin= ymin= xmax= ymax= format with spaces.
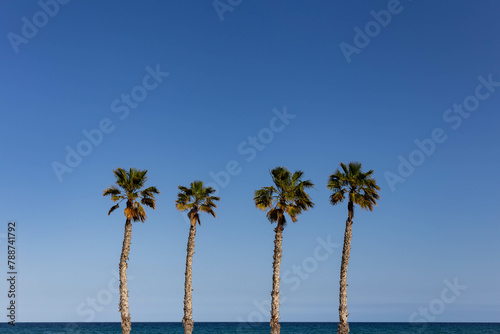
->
xmin=1 ymin=322 xmax=499 ymax=333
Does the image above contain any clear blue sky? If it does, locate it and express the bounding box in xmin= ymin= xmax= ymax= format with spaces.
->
xmin=1 ymin=0 xmax=499 ymax=323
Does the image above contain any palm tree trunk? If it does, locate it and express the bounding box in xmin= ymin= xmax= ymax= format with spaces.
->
xmin=183 ymin=223 xmax=197 ymax=334
xmin=270 ymin=224 xmax=283 ymax=334
xmin=119 ymin=219 xmax=132 ymax=334
xmin=338 ymin=201 xmax=354 ymax=334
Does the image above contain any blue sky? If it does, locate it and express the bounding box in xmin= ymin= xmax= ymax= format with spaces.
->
xmin=1 ymin=0 xmax=499 ymax=323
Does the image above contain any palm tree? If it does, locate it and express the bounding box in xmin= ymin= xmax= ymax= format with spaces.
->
xmin=103 ymin=167 xmax=160 ymax=334
xmin=254 ymin=167 xmax=314 ymax=334
xmin=327 ymin=162 xmax=380 ymax=334
xmin=176 ymin=180 xmax=220 ymax=334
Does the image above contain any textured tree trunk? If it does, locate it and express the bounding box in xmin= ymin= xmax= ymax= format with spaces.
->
xmin=183 ymin=222 xmax=197 ymax=334
xmin=119 ymin=219 xmax=132 ymax=334
xmin=270 ymin=224 xmax=283 ymax=334
xmin=338 ymin=201 xmax=354 ymax=334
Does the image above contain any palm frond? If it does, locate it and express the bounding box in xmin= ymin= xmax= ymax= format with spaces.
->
xmin=254 ymin=187 xmax=275 ymax=210
xmin=113 ymin=168 xmax=128 ymax=188
xmin=103 ymin=186 xmax=121 ymax=197
xmin=141 ymin=197 xmax=156 ymax=209
xmin=200 ymin=206 xmax=216 ymax=218
xmin=141 ymin=186 xmax=160 ymax=199
xmin=329 ymin=190 xmax=345 ymax=205
xmin=266 ymin=207 xmax=282 ymax=224
xmin=134 ymin=203 xmax=147 ymax=223
xmin=286 ymin=206 xmax=300 ymax=222
xmin=108 ymin=203 xmax=120 ymax=215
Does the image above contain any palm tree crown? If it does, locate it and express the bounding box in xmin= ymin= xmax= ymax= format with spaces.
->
xmin=103 ymin=167 xmax=160 ymax=222
xmin=254 ymin=166 xmax=314 ymax=227
xmin=327 ymin=162 xmax=380 ymax=211
xmin=176 ymin=180 xmax=220 ymax=225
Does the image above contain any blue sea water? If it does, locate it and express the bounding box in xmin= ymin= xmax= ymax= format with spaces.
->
xmin=1 ymin=322 xmax=499 ymax=333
